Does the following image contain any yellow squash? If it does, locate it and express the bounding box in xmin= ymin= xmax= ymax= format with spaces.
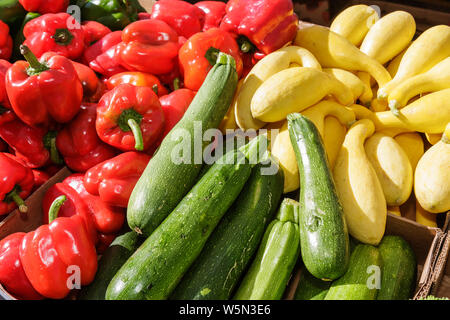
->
xmin=387 ymin=206 xmax=401 ymax=217
xmin=415 ymin=200 xmax=437 ymax=228
xmin=425 ymin=133 xmax=442 ymax=146
xmin=388 ymin=57 xmax=450 ymax=112
xmin=359 ymin=11 xmax=416 ymax=65
xmin=270 ymin=121 xmax=299 ymax=193
xmin=387 ymin=48 xmax=408 ymax=78
xmin=219 ymin=80 xmax=243 ymax=133
xmin=414 ymin=123 xmax=450 ymax=213
xmin=330 ymin=4 xmax=379 ymax=46
xmin=394 ymin=132 xmax=424 ymax=171
xmin=294 ymin=24 xmax=392 ymax=88
xmin=234 ymin=46 xmax=321 ymax=130
xmin=251 ymin=67 xmax=354 ymax=123
xmin=370 ymin=98 xmax=388 ymax=112
xmin=364 ymin=133 xmax=413 ymax=206
xmin=378 ymin=25 xmax=450 ymax=99
xmin=323 ymin=116 xmax=347 ymax=169
xmin=333 ymin=119 xmax=387 ymax=245
xmin=373 ymin=89 xmax=450 ymax=134
xmin=323 ymin=68 xmax=372 ymax=104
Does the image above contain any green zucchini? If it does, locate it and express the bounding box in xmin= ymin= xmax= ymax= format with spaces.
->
xmin=325 ymin=244 xmax=382 ymax=300
xmin=294 ymin=268 xmax=331 ymax=300
xmin=106 ymin=137 xmax=265 ymax=300
xmin=78 ymin=231 xmax=142 ymax=300
xmin=377 ymin=235 xmax=416 ymax=300
xmin=233 ymin=198 xmax=301 ymax=300
xmin=287 ymin=113 xmax=349 ymax=280
xmin=127 ymin=52 xmax=238 ymax=236
xmin=171 ymin=159 xmax=284 ymax=300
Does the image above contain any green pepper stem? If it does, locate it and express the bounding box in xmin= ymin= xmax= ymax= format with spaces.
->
xmin=48 ymin=195 xmax=66 ymax=223
xmin=128 ymin=118 xmax=144 ymax=151
xmin=20 ymin=45 xmax=49 ymax=76
xmin=237 ymin=36 xmax=254 ymax=53
xmin=44 ymin=131 xmax=63 ymax=165
xmin=52 ymin=28 xmax=74 ymax=46
xmin=173 ymin=78 xmax=180 ymax=91
xmin=152 ymin=84 xmax=158 ymax=95
xmin=8 ymin=190 xmax=28 ymax=213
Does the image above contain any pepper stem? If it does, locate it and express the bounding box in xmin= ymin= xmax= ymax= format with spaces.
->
xmin=44 ymin=131 xmax=63 ymax=165
xmin=48 ymin=195 xmax=66 ymax=223
xmin=118 ymin=109 xmax=144 ymax=151
xmin=52 ymin=28 xmax=74 ymax=46
xmin=152 ymin=84 xmax=158 ymax=96
xmin=8 ymin=188 xmax=28 ymax=213
xmin=173 ymin=78 xmax=180 ymax=91
xmin=237 ymin=36 xmax=254 ymax=53
xmin=20 ymin=45 xmax=49 ymax=76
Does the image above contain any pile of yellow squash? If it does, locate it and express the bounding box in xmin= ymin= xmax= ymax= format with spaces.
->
xmin=220 ymin=4 xmax=450 ymax=245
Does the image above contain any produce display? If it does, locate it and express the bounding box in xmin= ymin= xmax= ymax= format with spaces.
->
xmin=0 ymin=0 xmax=449 ymax=302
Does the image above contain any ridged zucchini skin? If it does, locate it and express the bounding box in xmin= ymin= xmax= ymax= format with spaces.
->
xmin=377 ymin=236 xmax=416 ymax=300
xmin=294 ymin=268 xmax=331 ymax=300
xmin=287 ymin=113 xmax=350 ymax=280
xmin=171 ymin=160 xmax=284 ymax=300
xmin=127 ymin=53 xmax=238 ymax=236
xmin=325 ymin=244 xmax=382 ymax=300
xmin=233 ymin=198 xmax=301 ymax=300
xmin=78 ymin=231 xmax=142 ymax=300
xmin=106 ymin=149 xmax=252 ymax=300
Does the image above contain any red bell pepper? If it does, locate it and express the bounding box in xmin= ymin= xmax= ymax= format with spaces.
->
xmin=19 ymin=0 xmax=69 ymax=14
xmin=0 ymin=138 xmax=6 ymax=152
xmin=159 ymin=88 xmax=196 ymax=138
xmin=118 ymin=19 xmax=180 ymax=75
xmin=0 ymin=108 xmax=15 ymax=126
xmin=43 ymin=174 xmax=125 ymax=236
xmin=83 ymin=31 xmax=127 ymax=78
xmin=96 ymin=84 xmax=165 ymax=152
xmin=0 ymin=152 xmax=34 ymax=215
xmin=81 ymin=20 xmax=111 ymax=46
xmin=96 ymin=232 xmax=117 ymax=254
xmin=56 ymin=103 xmax=117 ymax=173
xmin=5 ymin=45 xmax=83 ymax=128
xmin=23 ymin=13 xmax=85 ymax=60
xmin=151 ymin=0 xmax=205 ymax=39
xmin=0 ymin=233 xmax=43 ymax=300
xmin=84 ymin=152 xmax=151 ymax=208
xmin=195 ymin=1 xmax=226 ymax=31
xmin=0 ymin=59 xmax=12 ymax=111
xmin=179 ymin=27 xmax=243 ymax=91
xmin=106 ymin=71 xmax=168 ymax=97
xmin=0 ymin=20 xmax=12 ymax=61
xmin=32 ymin=169 xmax=50 ymax=190
xmin=220 ymin=0 xmax=298 ymax=55
xmin=0 ymin=119 xmax=62 ymax=168
xmin=20 ymin=195 xmax=98 ymax=299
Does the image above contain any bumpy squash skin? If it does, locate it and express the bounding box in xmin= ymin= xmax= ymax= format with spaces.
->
xmin=294 ymin=268 xmax=331 ymax=300
xmin=325 ymin=244 xmax=382 ymax=300
xmin=106 ymin=150 xmax=252 ymax=300
xmin=288 ymin=114 xmax=350 ymax=280
xmin=170 ymin=161 xmax=284 ymax=300
xmin=377 ymin=236 xmax=416 ymax=300
xmin=127 ymin=54 xmax=238 ymax=236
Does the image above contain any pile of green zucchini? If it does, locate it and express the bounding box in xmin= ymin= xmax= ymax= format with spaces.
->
xmin=79 ymin=54 xmax=417 ymax=301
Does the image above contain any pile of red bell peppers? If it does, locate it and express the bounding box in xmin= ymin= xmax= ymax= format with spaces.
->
xmin=0 ymin=0 xmax=299 ymax=300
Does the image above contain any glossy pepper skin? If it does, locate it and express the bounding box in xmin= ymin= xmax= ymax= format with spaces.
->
xmin=20 ymin=196 xmax=98 ymax=299
xmin=0 ymin=59 xmax=12 ymax=111
xmin=43 ymin=174 xmax=125 ymax=243
xmin=96 ymin=84 xmax=165 ymax=152
xmin=179 ymin=27 xmax=243 ymax=91
xmin=84 ymin=31 xmax=126 ymax=77
xmin=159 ymin=88 xmax=196 ymax=138
xmin=84 ymin=152 xmax=151 ymax=208
xmin=220 ymin=0 xmax=298 ymax=55
xmin=23 ymin=12 xmax=85 ymax=60
xmin=19 ymin=0 xmax=69 ymax=14
xmin=0 ymin=152 xmax=34 ymax=215
xmin=56 ymin=103 xmax=117 ymax=172
xmin=151 ymin=0 xmax=205 ymax=39
xmin=76 ymin=0 xmax=144 ymax=31
xmin=81 ymin=20 xmax=111 ymax=46
xmin=195 ymin=1 xmax=226 ymax=31
xmin=106 ymin=71 xmax=168 ymax=97
xmin=0 ymin=119 xmax=59 ymax=168
xmin=0 ymin=20 xmax=12 ymax=60
xmin=118 ymin=19 xmax=180 ymax=75
xmin=6 ymin=46 xmax=83 ymax=127
xmin=0 ymin=233 xmax=43 ymax=300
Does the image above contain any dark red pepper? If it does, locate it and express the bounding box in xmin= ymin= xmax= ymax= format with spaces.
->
xmin=0 ymin=20 xmax=12 ymax=61
xmin=0 ymin=59 xmax=12 ymax=111
xmin=56 ymin=103 xmax=117 ymax=173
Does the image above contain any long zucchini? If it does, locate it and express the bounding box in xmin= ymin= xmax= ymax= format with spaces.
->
xmin=127 ymin=53 xmax=238 ymax=236
xmin=287 ymin=113 xmax=350 ymax=280
xmin=233 ymin=198 xmax=301 ymax=300
xmin=106 ymin=137 xmax=265 ymax=300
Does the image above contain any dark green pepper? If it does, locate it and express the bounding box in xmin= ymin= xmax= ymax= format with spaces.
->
xmin=76 ymin=0 xmax=145 ymax=31
xmin=0 ymin=0 xmax=26 ymax=30
xmin=12 ymin=12 xmax=40 ymax=61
